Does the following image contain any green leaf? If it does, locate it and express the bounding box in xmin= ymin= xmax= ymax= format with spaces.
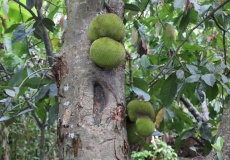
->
xmin=179 ymin=13 xmax=190 ymax=33
xmin=4 ymin=89 xmax=16 ymax=97
xmin=133 ymin=78 xmax=149 ymax=92
xmin=186 ymin=64 xmax=200 ymax=74
xmin=48 ymin=103 xmax=58 ymax=127
xmin=8 ymin=67 xmax=24 ymax=87
xmin=36 ymin=103 xmax=47 ymax=121
xmin=23 ymin=77 xmax=52 ymax=89
xmin=140 ymin=55 xmax=150 ymax=68
xmin=211 ymin=144 xmax=221 ymax=151
xmin=216 ymin=137 xmax=224 ymax=148
xmin=176 ymin=69 xmax=184 ymax=80
xmin=5 ymin=24 xmax=20 ymax=33
xmin=132 ymin=86 xmax=150 ymax=101
xmin=160 ymin=74 xmax=178 ymax=107
xmin=125 ymin=3 xmax=140 ymax=11
xmin=35 ymin=85 xmax=50 ymax=102
xmin=33 ymin=22 xmax=44 ymax=39
xmin=181 ymin=128 xmax=195 ymax=140
xmin=200 ymin=123 xmax=212 ymax=142
xmin=185 ymin=74 xmax=200 ymax=83
xmin=221 ymin=74 xmax=228 ymax=83
xmin=12 ymin=23 xmax=34 ymax=43
xmin=42 ymin=18 xmax=55 ymax=32
xmin=17 ymin=108 xmax=33 ymax=116
xmin=201 ymin=74 xmax=216 ymax=87
xmin=26 ymin=0 xmax=35 ymax=9
xmin=173 ymin=106 xmax=193 ymax=125
xmin=49 ymin=84 xmax=58 ymax=98
xmin=220 ymin=82 xmax=230 ymax=95
xmin=100 ymin=0 xmax=105 ymax=10
xmin=217 ymin=152 xmax=224 ymax=160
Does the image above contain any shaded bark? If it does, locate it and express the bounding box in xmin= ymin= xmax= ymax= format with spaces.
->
xmin=207 ymin=102 xmax=230 ymax=160
xmin=57 ymin=0 xmax=128 ymax=159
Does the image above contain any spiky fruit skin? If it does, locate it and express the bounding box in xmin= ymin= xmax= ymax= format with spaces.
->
xmin=136 ymin=118 xmax=155 ymax=137
xmin=127 ymin=122 xmax=142 ymax=145
xmin=90 ymin=37 xmax=125 ymax=69
xmin=127 ymin=100 xmax=155 ymax=122
xmin=88 ymin=13 xmax=125 ymax=41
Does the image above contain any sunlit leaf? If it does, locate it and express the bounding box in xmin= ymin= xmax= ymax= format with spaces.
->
xmin=176 ymin=69 xmax=184 ymax=80
xmin=49 ymin=84 xmax=58 ymax=98
xmin=201 ymin=74 xmax=216 ymax=87
xmin=132 ymin=86 xmax=150 ymax=101
xmin=185 ymin=74 xmax=200 ymax=83
xmin=140 ymin=55 xmax=150 ymax=68
xmin=174 ymin=0 xmax=186 ymax=9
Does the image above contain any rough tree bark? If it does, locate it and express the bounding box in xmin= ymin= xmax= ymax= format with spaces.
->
xmin=207 ymin=102 xmax=230 ymax=160
xmin=57 ymin=0 xmax=128 ymax=159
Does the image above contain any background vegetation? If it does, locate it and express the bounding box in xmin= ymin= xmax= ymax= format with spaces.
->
xmin=0 ymin=0 xmax=229 ymax=159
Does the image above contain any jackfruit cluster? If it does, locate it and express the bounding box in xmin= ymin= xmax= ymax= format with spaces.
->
xmin=88 ymin=13 xmax=125 ymax=69
xmin=126 ymin=100 xmax=155 ymax=145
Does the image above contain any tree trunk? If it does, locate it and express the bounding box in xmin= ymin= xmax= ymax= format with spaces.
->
xmin=207 ymin=101 xmax=230 ymax=160
xmin=57 ymin=0 xmax=128 ymax=159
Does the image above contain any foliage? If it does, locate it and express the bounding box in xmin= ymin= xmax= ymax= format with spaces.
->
xmin=124 ymin=0 xmax=230 ymax=157
xmin=0 ymin=0 xmax=230 ymax=159
xmin=0 ymin=0 xmax=64 ymax=159
xmin=131 ymin=139 xmax=178 ymax=160
xmin=211 ymin=137 xmax=224 ymax=160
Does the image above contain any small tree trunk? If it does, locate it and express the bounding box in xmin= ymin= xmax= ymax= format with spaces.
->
xmin=57 ymin=0 xmax=128 ymax=159
xmin=207 ymin=101 xmax=230 ymax=160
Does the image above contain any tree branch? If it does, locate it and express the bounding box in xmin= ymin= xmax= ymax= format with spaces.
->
xmin=180 ymin=96 xmax=206 ymax=123
xmin=23 ymin=94 xmax=42 ymax=128
xmin=37 ymin=10 xmax=54 ymax=66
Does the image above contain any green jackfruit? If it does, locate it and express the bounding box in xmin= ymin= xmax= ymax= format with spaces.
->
xmin=90 ymin=37 xmax=125 ymax=69
xmin=127 ymin=100 xmax=155 ymax=122
xmin=88 ymin=13 xmax=125 ymax=41
xmin=136 ymin=118 xmax=155 ymax=137
xmin=127 ymin=122 xmax=142 ymax=145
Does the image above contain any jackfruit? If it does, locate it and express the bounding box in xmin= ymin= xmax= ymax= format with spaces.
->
xmin=90 ymin=37 xmax=125 ymax=69
xmin=127 ymin=122 xmax=142 ymax=145
xmin=127 ymin=100 xmax=155 ymax=122
xmin=88 ymin=13 xmax=125 ymax=41
xmin=136 ymin=118 xmax=155 ymax=137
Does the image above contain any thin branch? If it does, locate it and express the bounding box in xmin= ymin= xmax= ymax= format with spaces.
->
xmin=156 ymin=5 xmax=165 ymax=30
xmin=45 ymin=0 xmax=66 ymax=8
xmin=223 ymin=31 xmax=227 ymax=65
xmin=13 ymin=0 xmax=37 ymax=19
xmin=211 ymin=15 xmax=227 ymax=32
xmin=37 ymin=10 xmax=54 ymax=66
xmin=180 ymin=96 xmax=206 ymax=123
xmin=137 ymin=0 xmax=151 ymax=19
xmin=23 ymin=94 xmax=42 ymax=128
xmin=126 ymin=52 xmax=133 ymax=87
xmin=19 ymin=68 xmax=51 ymax=88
